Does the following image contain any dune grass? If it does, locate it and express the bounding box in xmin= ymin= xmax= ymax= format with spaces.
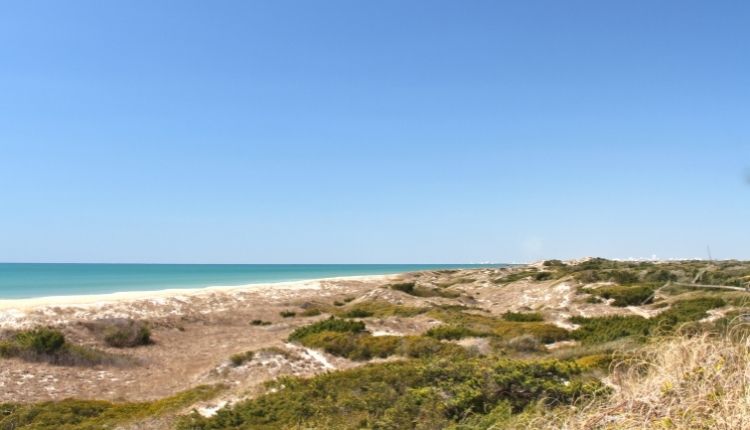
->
xmin=524 ymin=327 xmax=750 ymax=429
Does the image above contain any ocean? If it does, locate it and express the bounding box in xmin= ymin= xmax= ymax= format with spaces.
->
xmin=0 ymin=263 xmax=505 ymax=299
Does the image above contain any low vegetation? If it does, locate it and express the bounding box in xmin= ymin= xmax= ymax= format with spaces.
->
xmin=288 ymin=317 xmax=366 ymax=342
xmin=177 ymin=357 xmax=602 ymax=429
xmin=298 ymin=331 xmax=464 ymax=361
xmin=300 ymin=308 xmax=322 ymax=317
xmin=571 ymin=297 xmax=727 ymax=344
xmin=84 ymin=318 xmax=152 ymax=348
xmin=341 ymin=308 xmax=374 ymax=318
xmin=502 ymin=311 xmax=544 ymax=322
xmin=0 ymin=327 xmax=126 ymax=366
xmin=389 ymin=281 xmax=461 ymax=298
xmin=288 ymin=317 xmax=462 ymax=360
xmin=334 ymin=300 xmax=428 ymax=318
xmin=428 ymin=308 xmax=569 ymax=344
xmin=581 ymin=284 xmax=655 ymax=306
xmin=0 ymin=385 xmax=224 ymax=430
xmin=425 ymin=324 xmax=486 ymax=340
xmin=229 ymin=350 xmax=254 ymax=367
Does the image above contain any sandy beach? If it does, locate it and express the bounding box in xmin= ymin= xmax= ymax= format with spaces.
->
xmin=0 ymin=272 xmax=408 ymax=403
xmin=0 ymin=274 xmax=397 ymax=327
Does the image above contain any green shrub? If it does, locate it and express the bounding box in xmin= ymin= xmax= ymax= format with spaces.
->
xmin=583 ymin=285 xmax=655 ymax=307
xmin=334 ymin=301 xmax=428 ymax=318
xmin=390 ymin=281 xmax=460 ymax=298
xmin=301 ymin=308 xmax=322 ymax=317
xmin=425 ymin=325 xmax=487 ymax=340
xmin=543 ymin=259 xmax=565 ymax=267
xmin=502 ymin=311 xmax=544 ymax=322
xmin=103 ymin=321 xmax=151 ymax=348
xmin=494 ymin=271 xmax=538 ymax=284
xmin=534 ymin=272 xmax=553 ymax=281
xmin=288 ymin=317 xmax=366 ymax=342
xmin=429 ymin=309 xmax=569 ymax=344
xmin=390 ymin=282 xmax=416 ymax=294
xmin=250 ymin=320 xmax=271 ymax=326
xmin=342 ymin=308 xmax=374 ymax=318
xmin=437 ymin=277 xmax=475 ymax=288
xmin=644 ymin=269 xmax=677 ymax=283
xmin=290 ymin=316 xmax=464 ymax=361
xmin=229 ymin=351 xmax=254 ymax=367
xmin=279 ymin=310 xmax=297 ymax=318
xmin=571 ymin=297 xmax=727 ymax=344
xmin=14 ymin=327 xmax=66 ymax=354
xmin=505 ymin=335 xmax=543 ymax=352
xmin=496 ymin=322 xmax=569 ymax=344
xmin=570 ymin=315 xmax=652 ymax=344
xmin=300 ymin=332 xmax=402 ymax=360
xmin=0 ymin=385 xmax=224 ymax=430
xmin=574 ymin=353 xmax=613 ymax=370
xmin=0 ymin=327 xmax=124 ymax=366
xmin=657 ymin=297 xmax=726 ymax=329
xmin=176 ymin=357 xmax=602 ymax=430
xmin=83 ymin=319 xmax=152 ymax=348
xmin=574 ymin=270 xmax=600 ymax=284
xmin=608 ymin=270 xmax=640 ymax=285
xmin=398 ymin=336 xmax=465 ymax=358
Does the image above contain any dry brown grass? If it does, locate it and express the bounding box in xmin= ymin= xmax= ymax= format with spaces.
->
xmin=523 ymin=321 xmax=750 ymax=429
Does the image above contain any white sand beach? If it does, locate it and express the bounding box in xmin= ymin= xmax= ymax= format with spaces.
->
xmin=0 ymin=273 xmax=397 ymax=314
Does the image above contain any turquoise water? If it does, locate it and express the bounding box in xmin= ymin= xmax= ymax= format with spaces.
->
xmin=0 ymin=264 xmax=505 ymax=299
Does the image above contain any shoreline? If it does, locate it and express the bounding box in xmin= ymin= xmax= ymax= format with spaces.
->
xmin=0 ymin=273 xmax=399 ymax=311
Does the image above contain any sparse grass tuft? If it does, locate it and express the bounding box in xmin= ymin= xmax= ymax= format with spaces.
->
xmin=301 ymin=308 xmax=322 ymax=317
xmin=84 ymin=319 xmax=152 ymax=348
xmin=229 ymin=350 xmax=254 ymax=366
xmin=503 ymin=311 xmax=544 ymax=322
xmin=341 ymin=308 xmax=374 ymax=318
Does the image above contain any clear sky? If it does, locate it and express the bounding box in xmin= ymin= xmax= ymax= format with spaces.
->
xmin=1 ymin=1 xmax=748 ymax=263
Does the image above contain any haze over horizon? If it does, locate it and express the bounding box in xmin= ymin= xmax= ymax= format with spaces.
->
xmin=1 ymin=1 xmax=749 ymax=263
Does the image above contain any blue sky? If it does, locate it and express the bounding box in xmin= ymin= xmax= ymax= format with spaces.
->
xmin=1 ymin=1 xmax=748 ymax=263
